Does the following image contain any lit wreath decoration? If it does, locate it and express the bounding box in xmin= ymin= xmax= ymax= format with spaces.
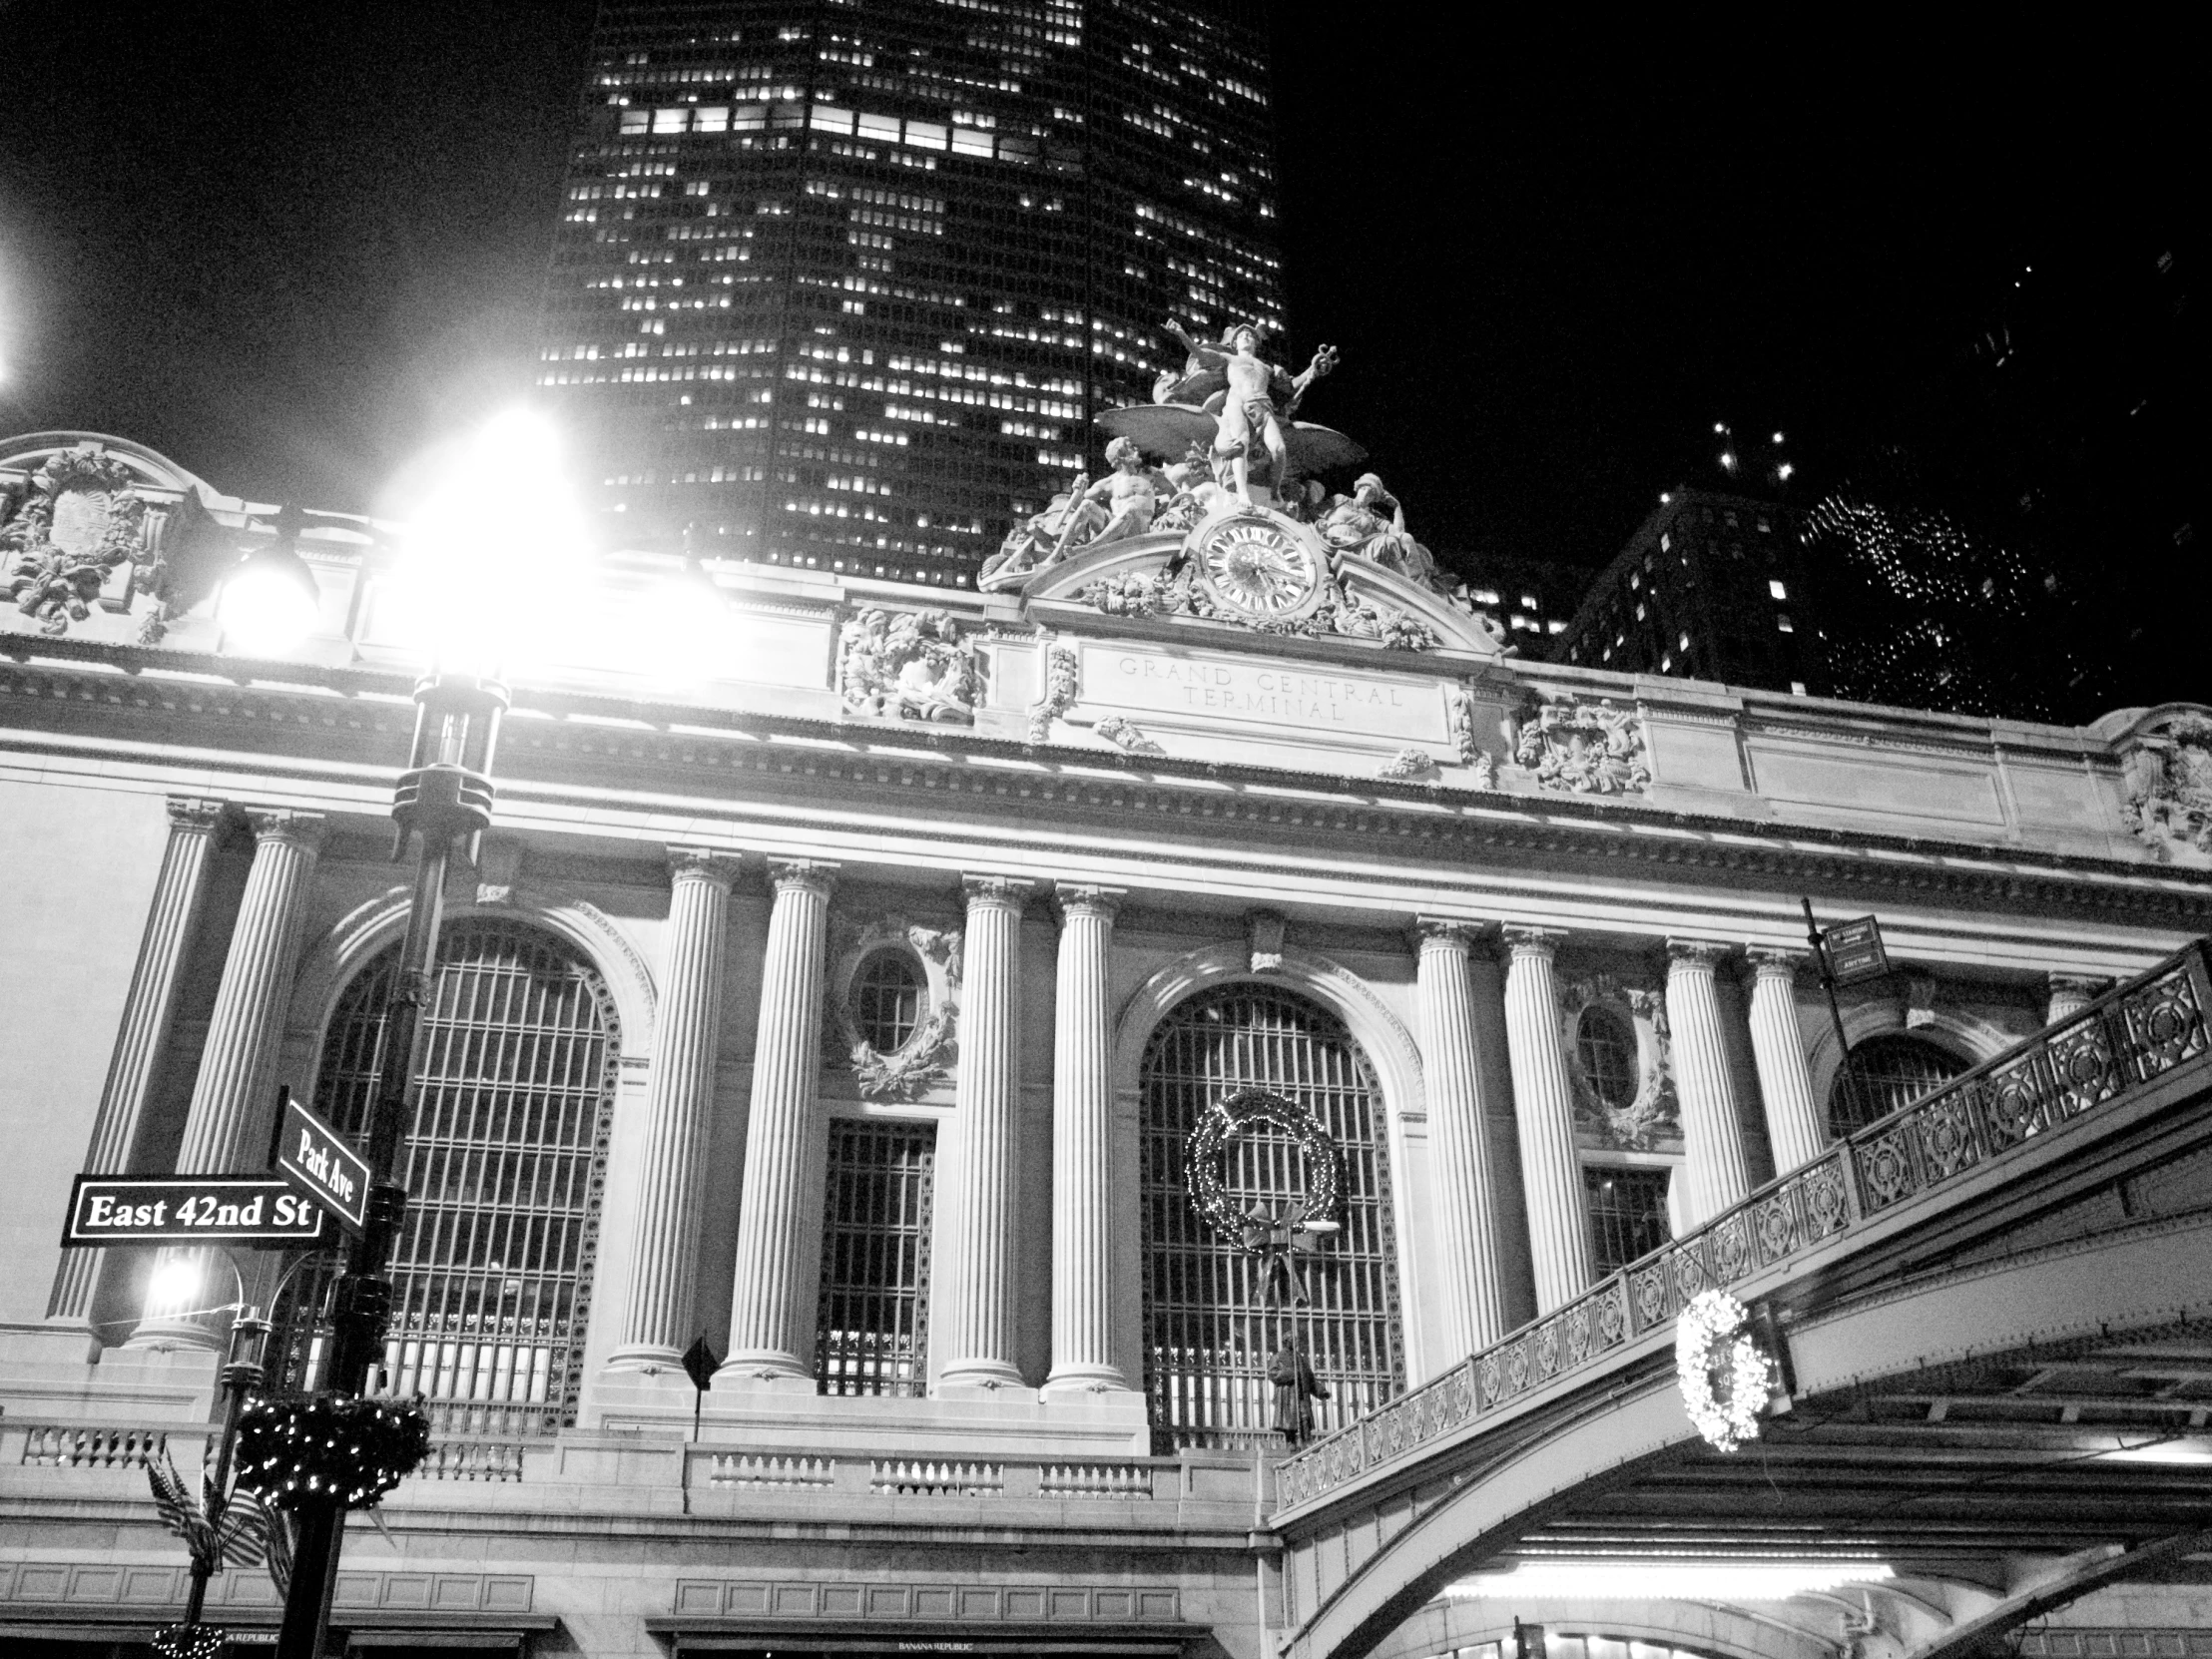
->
xmin=1675 ymin=1289 xmax=1774 ymax=1453
xmin=233 ymin=1392 xmax=432 ymax=1511
xmin=1184 ymin=1086 xmax=1344 ymax=1245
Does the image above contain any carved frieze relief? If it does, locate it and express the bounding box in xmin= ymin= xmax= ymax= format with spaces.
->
xmin=1513 ymin=696 xmax=1651 ymax=796
xmin=1 ymin=445 xmax=152 ymax=637
xmin=836 ymin=607 xmax=979 ymax=725
xmin=2121 ymin=712 xmax=2212 ymax=863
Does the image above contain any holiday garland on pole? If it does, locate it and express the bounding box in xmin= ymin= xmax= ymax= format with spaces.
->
xmin=1675 ymin=1289 xmax=1774 ymax=1453
xmin=233 ymin=1392 xmax=432 ymax=1511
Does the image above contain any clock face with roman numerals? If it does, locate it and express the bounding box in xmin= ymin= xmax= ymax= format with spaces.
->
xmin=1194 ymin=515 xmax=1320 ymax=619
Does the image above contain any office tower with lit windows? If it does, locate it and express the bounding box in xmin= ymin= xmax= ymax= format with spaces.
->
xmin=1552 ymin=487 xmax=1820 ymax=691
xmin=535 ymin=0 xmax=1285 ymax=588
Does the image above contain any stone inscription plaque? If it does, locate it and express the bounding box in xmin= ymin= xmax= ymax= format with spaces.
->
xmin=1078 ymin=640 xmax=1450 ymax=746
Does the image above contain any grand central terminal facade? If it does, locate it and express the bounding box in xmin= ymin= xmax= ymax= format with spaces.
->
xmin=2 ymin=431 xmax=2209 ymax=1655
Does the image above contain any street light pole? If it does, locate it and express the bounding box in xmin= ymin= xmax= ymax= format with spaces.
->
xmin=275 ymin=667 xmax=506 ymax=1659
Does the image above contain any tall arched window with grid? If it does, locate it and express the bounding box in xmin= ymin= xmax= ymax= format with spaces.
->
xmin=1139 ymin=983 xmax=1404 ymax=1451
xmin=1829 ymin=1031 xmax=1968 ymax=1137
xmin=267 ymin=919 xmax=619 ymax=1443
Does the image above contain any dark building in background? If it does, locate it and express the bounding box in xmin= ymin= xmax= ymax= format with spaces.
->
xmin=1552 ymin=488 xmax=1818 ymax=691
xmin=1798 ymin=242 xmax=2199 ymax=724
xmin=1437 ymin=551 xmax=1590 ymax=660
xmin=535 ymin=0 xmax=1285 ymax=588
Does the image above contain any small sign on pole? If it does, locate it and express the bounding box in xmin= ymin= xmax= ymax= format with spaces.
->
xmin=682 ymin=1334 xmax=722 ymax=1442
xmin=1821 ymin=915 xmax=1892 ymax=987
xmin=60 ymin=1176 xmax=328 ymax=1247
xmin=272 ymin=1088 xmax=370 ymax=1236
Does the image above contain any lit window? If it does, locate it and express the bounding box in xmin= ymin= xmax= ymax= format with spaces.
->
xmin=1660 ymin=654 xmax=1673 ymax=672
xmin=1679 ymin=632 xmax=1690 ymax=651
xmin=1790 ymin=681 xmax=1809 ymax=696
xmin=1768 ymin=579 xmax=1788 ymax=600
xmin=1777 ymin=614 xmax=1795 ymax=633
xmin=1519 ymin=594 xmax=1538 ymax=609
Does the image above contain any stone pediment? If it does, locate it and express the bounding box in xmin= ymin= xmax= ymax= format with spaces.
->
xmin=1012 ymin=503 xmax=1506 ymax=660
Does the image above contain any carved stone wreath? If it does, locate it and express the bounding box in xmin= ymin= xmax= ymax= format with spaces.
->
xmin=1560 ymin=973 xmax=1680 ymax=1149
xmin=1 ymin=446 xmax=152 ymax=637
xmin=836 ymin=607 xmax=979 ymax=725
xmin=1514 ymin=696 xmax=1651 ymax=795
xmin=823 ymin=917 xmax=963 ymax=1100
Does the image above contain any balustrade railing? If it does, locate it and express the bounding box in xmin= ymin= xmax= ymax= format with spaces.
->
xmin=1276 ymin=939 xmax=2212 ymax=1511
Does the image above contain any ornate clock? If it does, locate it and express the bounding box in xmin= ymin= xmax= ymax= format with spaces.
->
xmin=1189 ymin=510 xmax=1322 ymax=621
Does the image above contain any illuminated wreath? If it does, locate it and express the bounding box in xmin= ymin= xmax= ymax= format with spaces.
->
xmin=234 ymin=1391 xmax=431 ymax=1511
xmin=1184 ymin=1086 xmax=1344 ymax=1247
xmin=1675 ymin=1289 xmax=1774 ymax=1453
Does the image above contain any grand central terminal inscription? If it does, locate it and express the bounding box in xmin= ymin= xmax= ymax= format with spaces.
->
xmin=1077 ymin=640 xmax=1451 ymax=747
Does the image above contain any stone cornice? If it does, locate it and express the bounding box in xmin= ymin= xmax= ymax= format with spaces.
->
xmin=2 ymin=647 xmax=2208 ymax=928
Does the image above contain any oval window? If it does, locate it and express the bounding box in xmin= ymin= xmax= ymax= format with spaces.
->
xmin=1575 ymin=1005 xmax=1639 ymax=1110
xmin=852 ymin=950 xmax=925 ymax=1052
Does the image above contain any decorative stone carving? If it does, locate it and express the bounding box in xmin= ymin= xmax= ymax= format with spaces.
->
xmin=1029 ymin=643 xmax=1078 ymax=744
xmin=1094 ymin=714 xmax=1164 ymax=757
xmin=1 ymin=445 xmax=152 ymax=636
xmin=1248 ymin=909 xmax=1287 ymax=974
xmin=1378 ymin=748 xmax=1437 ymax=782
xmin=836 ymin=608 xmax=978 ymax=724
xmin=823 ymin=916 xmax=963 ymax=1100
xmin=1318 ymin=475 xmax=1436 ymax=588
xmin=1513 ymin=697 xmax=1650 ymax=795
xmin=1471 ymin=751 xmax=1498 ymax=791
xmin=1155 ymin=316 xmax=1338 ymax=503
xmin=1899 ymin=968 xmax=1940 ymax=1029
xmin=2121 ymin=712 xmax=2212 ymax=860
xmin=1560 ymin=971 xmax=1680 ymax=1150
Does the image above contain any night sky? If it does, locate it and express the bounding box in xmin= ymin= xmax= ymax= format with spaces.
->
xmin=0 ymin=12 xmax=2195 ymax=574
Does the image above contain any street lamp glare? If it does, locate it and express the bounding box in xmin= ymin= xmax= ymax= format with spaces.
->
xmin=218 ymin=541 xmax=321 ymax=654
xmin=148 ymin=1257 xmax=201 ymax=1312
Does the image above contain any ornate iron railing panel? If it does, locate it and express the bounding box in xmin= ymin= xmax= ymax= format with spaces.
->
xmin=1274 ymin=940 xmax=2212 ymax=1514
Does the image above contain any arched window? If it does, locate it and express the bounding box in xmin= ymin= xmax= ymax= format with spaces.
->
xmin=1829 ymin=1031 xmax=1968 ymax=1137
xmin=851 ymin=949 xmax=924 ymax=1052
xmin=1139 ymin=984 xmax=1404 ymax=1451
xmin=1574 ymin=1005 xmax=1638 ymax=1110
xmin=269 ymin=919 xmax=619 ymax=1438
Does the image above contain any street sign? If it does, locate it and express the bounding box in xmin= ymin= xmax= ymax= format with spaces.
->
xmin=60 ymin=1176 xmax=328 ymax=1247
xmin=273 ymin=1090 xmax=370 ymax=1236
xmin=1823 ymin=915 xmax=1892 ymax=986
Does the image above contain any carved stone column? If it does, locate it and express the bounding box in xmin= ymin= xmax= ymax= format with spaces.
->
xmin=1746 ymin=947 xmax=1826 ymax=1176
xmin=1413 ymin=919 xmax=1508 ymax=1361
xmin=48 ymin=800 xmax=232 ymax=1330
xmin=1500 ymin=926 xmax=1590 ymax=1313
xmin=722 ymin=859 xmax=836 ymax=1385
xmin=1666 ymin=939 xmax=1751 ymax=1225
xmin=608 ymin=849 xmax=741 ymax=1372
xmin=2046 ymin=972 xmax=2110 ymax=1027
xmin=1043 ymin=883 xmax=1128 ymax=1395
xmin=936 ymin=875 xmax=1036 ymax=1391
xmin=131 ymin=810 xmax=325 ymax=1350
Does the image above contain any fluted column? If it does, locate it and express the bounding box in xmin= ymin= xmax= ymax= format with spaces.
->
xmin=1500 ymin=926 xmax=1590 ymax=1313
xmin=1667 ymin=939 xmax=1752 ymax=1226
xmin=1413 ymin=919 xmax=1508 ymax=1362
xmin=1746 ymin=947 xmax=1825 ymax=1176
xmin=609 ymin=848 xmax=742 ymax=1372
xmin=49 ymin=800 xmax=232 ymax=1329
xmin=2046 ymin=972 xmax=2109 ymax=1027
xmin=1043 ymin=882 xmax=1127 ymax=1394
xmin=722 ymin=858 xmax=836 ymax=1383
xmin=131 ymin=810 xmax=325 ymax=1349
xmin=937 ymin=874 xmax=1036 ymax=1390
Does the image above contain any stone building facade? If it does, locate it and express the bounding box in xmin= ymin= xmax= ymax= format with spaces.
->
xmin=1 ymin=431 xmax=2208 ymax=1654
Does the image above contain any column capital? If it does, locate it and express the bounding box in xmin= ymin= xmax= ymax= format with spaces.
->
xmin=962 ymin=873 xmax=1039 ymax=911
xmin=1745 ymin=944 xmax=1809 ymax=978
xmin=1665 ymin=936 xmax=1732 ymax=970
xmin=1412 ymin=916 xmax=1483 ymax=952
xmin=766 ymin=857 xmax=837 ymax=898
xmin=241 ymin=808 xmax=326 ymax=851
xmin=165 ymin=797 xmax=232 ymax=835
xmin=2047 ymin=971 xmax=2112 ymax=1001
xmin=1500 ymin=924 xmax=1567 ymax=960
xmin=1052 ymin=882 xmax=1125 ymax=923
xmin=667 ymin=846 xmax=745 ymax=887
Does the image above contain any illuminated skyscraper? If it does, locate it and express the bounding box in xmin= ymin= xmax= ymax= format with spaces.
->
xmin=536 ymin=0 xmax=1284 ymax=588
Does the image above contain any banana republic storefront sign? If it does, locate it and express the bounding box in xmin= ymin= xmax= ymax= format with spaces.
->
xmin=1077 ymin=640 xmax=1452 ymax=748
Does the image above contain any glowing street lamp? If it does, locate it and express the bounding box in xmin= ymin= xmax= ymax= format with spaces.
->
xmin=215 ymin=504 xmax=320 ymax=655
xmin=275 ymin=408 xmax=573 ymax=1659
